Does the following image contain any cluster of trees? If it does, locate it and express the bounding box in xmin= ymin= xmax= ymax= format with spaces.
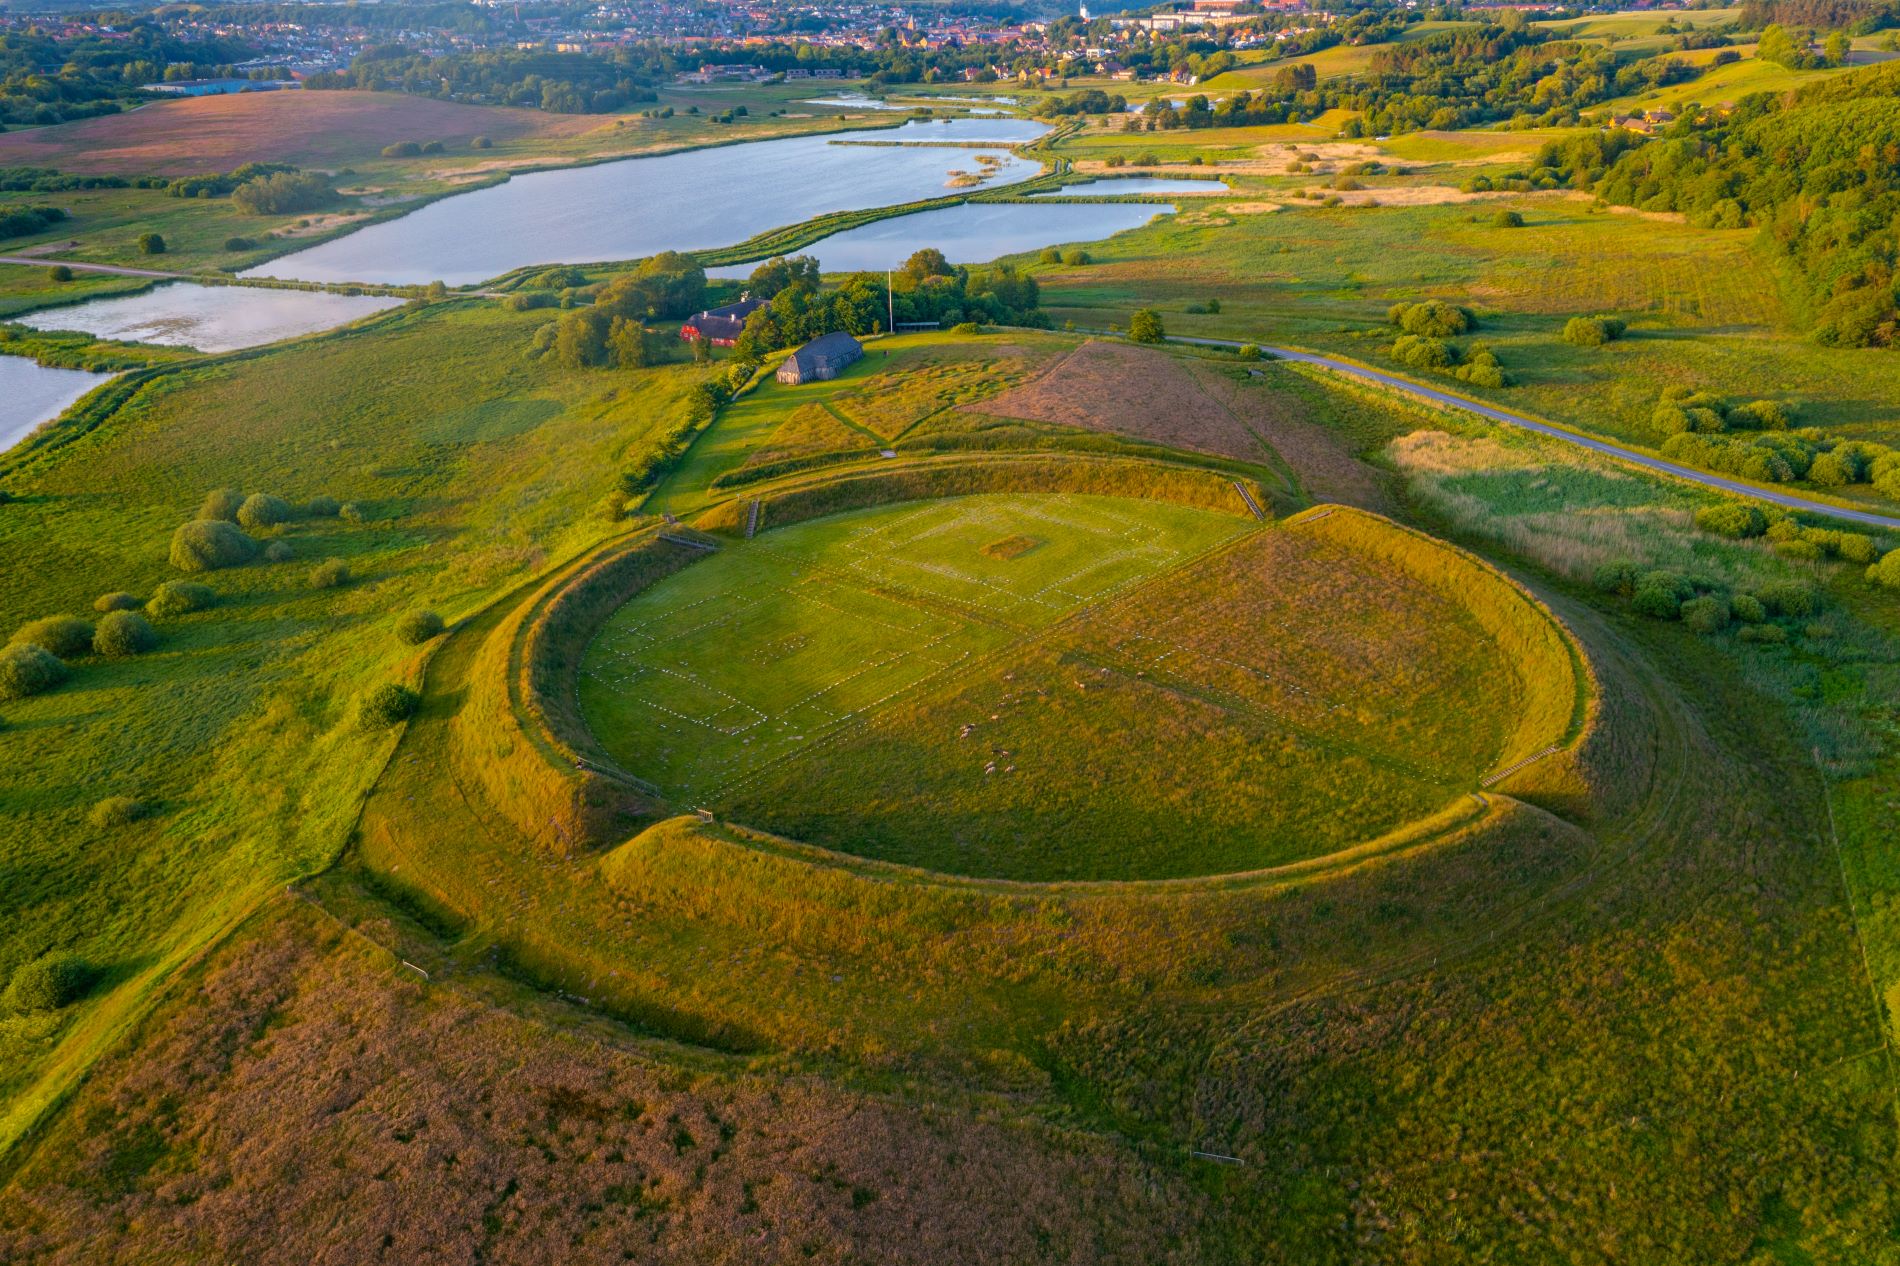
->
xmin=0 ymin=204 xmax=64 ymax=241
xmin=1642 ymin=386 xmax=1900 ymax=497
xmin=0 ymin=23 xmax=256 ymax=128
xmin=1033 ymin=88 xmax=1128 ymax=119
xmin=1562 ymin=315 xmax=1626 ymax=346
xmin=230 ymin=170 xmax=335 ymax=216
xmin=1382 ymin=301 xmax=1507 ymax=385
xmin=527 ymin=251 xmax=707 ymax=370
xmin=1738 ymin=0 xmax=1900 ymax=33
xmin=169 ymin=486 xmax=354 ymax=574
xmin=167 ymin=162 xmax=296 ymax=199
xmin=1518 ymin=62 xmax=1900 ymax=345
xmin=1648 ymin=386 xmax=1793 ymax=436
xmin=1693 ymin=501 xmax=1882 ymax=564
xmin=309 ymin=47 xmax=660 ymax=114
xmin=1594 ymin=557 xmax=1821 ymax=639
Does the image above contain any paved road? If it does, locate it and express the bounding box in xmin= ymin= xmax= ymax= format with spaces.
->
xmin=1174 ymin=335 xmax=1900 ymax=531
xmin=0 ymin=254 xmax=186 ymax=279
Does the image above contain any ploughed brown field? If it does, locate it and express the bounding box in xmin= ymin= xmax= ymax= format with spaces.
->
xmin=0 ymin=90 xmax=598 ymax=175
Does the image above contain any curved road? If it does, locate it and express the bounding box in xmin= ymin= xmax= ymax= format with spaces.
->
xmin=1174 ymin=335 xmax=1900 ymax=531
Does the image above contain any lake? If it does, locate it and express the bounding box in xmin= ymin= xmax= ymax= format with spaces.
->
xmin=249 ymin=120 xmax=1051 ymax=288
xmin=708 ymin=201 xmax=1173 ymax=276
xmin=0 ymin=355 xmax=112 ymax=457
xmin=1030 ymin=177 xmax=1231 ymax=196
xmin=15 ymin=284 xmax=404 ymax=353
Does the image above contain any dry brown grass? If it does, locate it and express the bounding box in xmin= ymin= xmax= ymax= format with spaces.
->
xmin=975 ymin=341 xmax=1276 ymax=464
xmin=0 ymin=901 xmax=1209 ymax=1265
xmin=1187 ymin=360 xmax=1394 ymax=512
xmin=0 ymin=91 xmax=596 ymax=175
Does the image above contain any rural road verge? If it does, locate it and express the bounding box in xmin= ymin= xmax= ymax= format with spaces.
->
xmin=1168 ymin=334 xmax=1900 ymax=532
xmin=0 ymin=255 xmax=187 ymax=279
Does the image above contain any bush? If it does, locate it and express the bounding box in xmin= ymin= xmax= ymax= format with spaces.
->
xmin=338 ymin=502 xmax=365 ymax=524
xmin=1493 ymin=209 xmax=1525 ymax=228
xmin=236 ymin=492 xmax=293 ymax=531
xmin=197 ymin=487 xmax=245 ymax=521
xmin=1681 ymin=594 xmax=1730 ymax=634
xmin=1754 ymin=579 xmax=1819 ymax=618
xmin=381 ymin=141 xmax=423 ymax=158
xmin=93 ymin=591 xmax=140 ymax=613
xmin=304 ymin=495 xmax=341 ymax=518
xmin=145 ymin=580 xmax=214 ymax=618
xmin=93 ymin=611 xmax=156 ymax=658
xmin=170 ymin=519 xmax=258 ymax=572
xmin=0 ymin=643 xmax=66 ymax=700
xmin=1731 ymin=592 xmax=1767 ymax=623
xmin=396 ymin=610 xmax=445 ymax=645
xmin=88 ymin=794 xmax=148 ymax=827
xmin=949 ymin=321 xmax=982 ymax=335
xmin=309 ymin=559 xmax=351 ymax=589
xmin=1631 ymin=582 xmax=1683 ymax=620
xmin=137 ymin=232 xmax=165 ymax=255
xmin=1061 ymin=248 xmax=1091 ymax=266
xmin=1388 ymin=300 xmax=1475 ymax=337
xmin=264 ymin=540 xmax=294 ymax=562
xmin=1391 ymin=334 xmax=1456 ymax=370
xmin=1868 ymin=550 xmax=1900 ymax=591
xmin=3 ymin=953 xmax=92 ymax=1012
xmin=472 ymin=135 xmax=492 ymax=150
xmin=1773 ymin=537 xmax=1825 ymax=561
xmin=47 ymin=264 xmax=71 ymax=282
xmin=360 ymin=683 xmax=421 ymax=728
xmin=1237 ymin=343 xmax=1263 ymax=360
xmin=1693 ymin=503 xmax=1768 ymax=538
xmin=1562 ymin=315 xmax=1626 ymax=347
xmin=1039 ymin=247 xmax=1062 ymax=264
xmin=1128 ymin=309 xmax=1165 ymax=344
xmin=1739 ymin=622 xmax=1788 ymax=644
xmin=11 ymin=615 xmax=93 ymax=659
xmin=223 ymin=236 xmax=254 ymax=251
xmin=1593 ymin=560 xmax=1639 ymax=597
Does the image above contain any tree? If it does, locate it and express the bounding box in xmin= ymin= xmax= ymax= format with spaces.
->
xmin=553 ymin=311 xmax=608 ymax=369
xmin=47 ymin=264 xmax=70 ymax=282
xmin=902 ymin=248 xmax=953 ymax=283
xmin=607 ymin=316 xmax=649 ymax=369
xmin=1823 ymin=30 xmax=1850 ymax=66
xmin=1128 ymin=308 xmax=1165 ymax=343
xmin=732 ymin=306 xmax=784 ymax=362
xmin=746 ymin=254 xmax=820 ymax=299
xmin=137 ymin=232 xmax=165 ymax=255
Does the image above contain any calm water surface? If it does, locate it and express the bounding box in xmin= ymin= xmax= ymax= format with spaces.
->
xmin=0 ymin=355 xmax=112 ymax=456
xmin=709 ymin=201 xmax=1172 ymax=276
xmin=249 ymin=120 xmax=1050 ymax=287
xmin=17 ymin=284 xmax=403 ymax=352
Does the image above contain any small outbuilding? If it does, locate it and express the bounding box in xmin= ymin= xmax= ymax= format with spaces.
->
xmin=776 ymin=332 xmax=863 ymax=385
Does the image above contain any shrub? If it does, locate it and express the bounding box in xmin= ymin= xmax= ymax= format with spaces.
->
xmin=1731 ymin=592 xmax=1767 ymax=623
xmin=338 ymin=502 xmax=365 ymax=524
xmin=47 ymin=264 xmax=71 ymax=282
xmin=10 ymin=615 xmax=91 ymax=659
xmin=88 ymin=794 xmax=148 ymax=827
xmin=1693 ymin=503 xmax=1768 ymax=538
xmin=1754 ymin=579 xmax=1819 ymax=618
xmin=1680 ymin=594 xmax=1730 ymax=634
xmin=472 ymin=135 xmax=493 ymax=150
xmin=145 ymin=580 xmax=215 ymax=618
xmin=93 ymin=611 xmax=156 ymax=658
xmin=0 ymin=643 xmax=65 ymax=700
xmin=1631 ymin=582 xmax=1683 ymax=620
xmin=949 ymin=321 xmax=982 ymax=335
xmin=1391 ymin=334 xmax=1456 ymax=370
xmin=1739 ymin=623 xmax=1788 ymax=644
xmin=1039 ymin=247 xmax=1062 ymax=264
xmin=1868 ymin=550 xmax=1900 ymax=591
xmin=1831 ymin=532 xmax=1878 ymax=565
xmin=136 ymin=232 xmax=165 ymax=255
xmin=1388 ymin=300 xmax=1475 ymax=337
xmin=1237 ymin=343 xmax=1263 ymax=361
xmin=396 ymin=610 xmax=445 ymax=645
xmin=236 ymin=492 xmax=293 ymax=531
xmin=1773 ymin=538 xmax=1825 ymax=561
xmin=171 ymin=519 xmax=258 ymax=572
xmin=1061 ymin=248 xmax=1091 ymax=266
xmin=264 ymin=540 xmax=294 ymax=562
xmin=1593 ymin=559 xmax=1639 ymax=597
xmin=223 ymin=236 xmax=254 ymax=251
xmin=1128 ymin=309 xmax=1165 ymax=344
xmin=3 ymin=953 xmax=92 ymax=1012
xmin=360 ymin=683 xmax=421 ymax=728
xmin=1562 ymin=315 xmax=1626 ymax=347
xmin=93 ymin=591 xmax=141 ymax=613
xmin=197 ymin=487 xmax=245 ymax=521
xmin=1493 ymin=209 xmax=1524 ymax=228
xmin=309 ymin=559 xmax=351 ymax=589
xmin=305 ymin=495 xmax=341 ymax=518
xmin=381 ymin=141 xmax=423 ymax=158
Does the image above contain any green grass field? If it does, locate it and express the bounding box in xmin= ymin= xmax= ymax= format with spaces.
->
xmin=578 ymin=494 xmax=1561 ymax=880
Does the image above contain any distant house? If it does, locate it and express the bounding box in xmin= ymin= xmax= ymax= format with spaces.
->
xmin=679 ymin=294 xmax=768 ymax=347
xmin=776 ymin=332 xmax=863 ymax=384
